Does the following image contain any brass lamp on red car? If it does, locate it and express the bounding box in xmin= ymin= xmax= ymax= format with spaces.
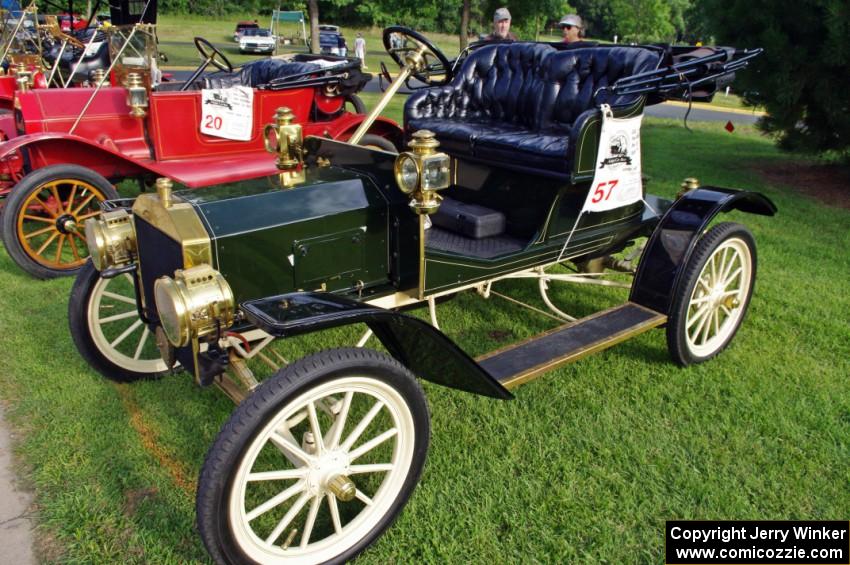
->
xmin=125 ymin=72 xmax=148 ymax=118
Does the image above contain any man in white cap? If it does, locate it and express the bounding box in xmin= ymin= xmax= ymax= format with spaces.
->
xmin=485 ymin=7 xmax=518 ymax=41
xmin=558 ymin=14 xmax=585 ymax=44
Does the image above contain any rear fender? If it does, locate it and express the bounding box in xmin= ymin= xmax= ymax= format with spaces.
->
xmin=630 ymin=186 xmax=776 ymax=314
xmin=240 ymin=292 xmax=512 ymax=399
xmin=0 ymin=133 xmax=151 ymax=181
xmin=321 ymin=114 xmax=404 ymax=150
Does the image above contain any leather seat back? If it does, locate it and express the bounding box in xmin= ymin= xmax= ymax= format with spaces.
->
xmin=435 ymin=43 xmax=555 ymax=127
xmin=541 ymin=47 xmax=661 ymax=130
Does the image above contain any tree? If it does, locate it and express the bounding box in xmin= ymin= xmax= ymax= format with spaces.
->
xmin=704 ymin=0 xmax=850 ymax=159
xmin=460 ymin=0 xmax=471 ymax=49
xmin=606 ymin=0 xmax=676 ymax=42
xmin=308 ymin=0 xmax=319 ymax=54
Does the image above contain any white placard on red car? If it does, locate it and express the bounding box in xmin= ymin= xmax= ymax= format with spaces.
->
xmin=582 ymin=104 xmax=644 ymax=213
xmin=200 ymin=86 xmax=254 ymax=141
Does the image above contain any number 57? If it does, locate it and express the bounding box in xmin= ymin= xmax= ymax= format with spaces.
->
xmin=591 ymin=180 xmax=619 ymax=203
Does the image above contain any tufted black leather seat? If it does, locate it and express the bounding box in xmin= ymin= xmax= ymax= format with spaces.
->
xmin=405 ymin=43 xmax=661 ymax=178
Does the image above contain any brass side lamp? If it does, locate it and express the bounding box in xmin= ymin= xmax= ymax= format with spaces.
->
xmin=264 ymin=106 xmax=305 ymax=187
xmin=125 ymin=72 xmax=148 ymax=118
xmin=264 ymin=106 xmax=303 ymax=171
xmin=394 ymin=130 xmax=451 ymax=215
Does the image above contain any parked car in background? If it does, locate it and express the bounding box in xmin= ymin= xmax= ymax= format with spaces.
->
xmin=233 ymin=20 xmax=259 ymax=41
xmin=238 ymin=27 xmax=275 ymax=54
xmin=317 ymin=24 xmax=342 ymax=55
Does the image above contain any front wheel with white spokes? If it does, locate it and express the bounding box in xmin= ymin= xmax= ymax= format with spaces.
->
xmin=198 ymin=348 xmax=430 ymax=565
xmin=667 ymin=222 xmax=757 ymax=365
xmin=69 ymin=260 xmax=170 ymax=382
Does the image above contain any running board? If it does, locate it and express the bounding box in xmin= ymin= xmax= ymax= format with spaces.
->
xmin=476 ymin=302 xmax=666 ymax=390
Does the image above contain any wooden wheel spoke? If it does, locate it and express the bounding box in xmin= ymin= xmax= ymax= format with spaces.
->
xmin=133 ymin=326 xmax=151 ymax=360
xmin=68 ymin=233 xmax=82 ymax=260
xmin=29 ymin=195 xmax=59 ymax=218
xmin=72 ymin=193 xmax=97 ymax=216
xmin=50 ymin=185 xmax=62 ymax=212
xmin=354 ymin=489 xmax=374 ymax=506
xmin=76 ymin=211 xmax=101 ymax=222
xmin=326 ymin=493 xmax=343 ymax=534
xmin=264 ymin=491 xmax=311 ymax=545
xmin=110 ymin=318 xmax=143 ymax=348
xmin=22 ymin=214 xmax=55 ymax=224
xmin=341 ymin=400 xmax=384 ymax=451
xmin=34 ymin=231 xmax=59 ymax=256
xmin=246 ymin=482 xmax=304 ymax=522
xmin=54 ymin=234 xmax=66 ymax=263
xmin=299 ymin=495 xmax=322 ymax=548
xmin=99 ymin=309 xmax=139 ymax=324
xmin=348 ymin=428 xmax=398 ymax=462
xmin=23 ymin=224 xmax=58 ymax=240
xmin=64 ymin=184 xmax=78 ymax=213
xmin=102 ymin=290 xmax=138 ymax=305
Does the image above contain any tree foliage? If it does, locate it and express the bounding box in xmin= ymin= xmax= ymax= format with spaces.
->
xmin=703 ymin=0 xmax=850 ymax=158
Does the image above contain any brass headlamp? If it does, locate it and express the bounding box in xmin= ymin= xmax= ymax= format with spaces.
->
xmin=84 ymin=209 xmax=137 ymax=271
xmin=125 ymin=72 xmax=148 ymax=118
xmin=394 ymin=130 xmax=451 ymax=214
xmin=154 ymin=264 xmax=235 ymax=348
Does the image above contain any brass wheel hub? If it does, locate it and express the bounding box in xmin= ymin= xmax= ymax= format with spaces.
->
xmin=304 ymin=450 xmax=356 ymax=501
xmin=56 ymin=214 xmax=78 ymax=234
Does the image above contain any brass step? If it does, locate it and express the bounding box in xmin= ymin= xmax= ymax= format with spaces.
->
xmin=476 ymin=302 xmax=666 ymax=390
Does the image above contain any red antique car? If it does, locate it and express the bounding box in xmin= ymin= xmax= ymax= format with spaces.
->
xmin=0 ymin=24 xmax=402 ymax=278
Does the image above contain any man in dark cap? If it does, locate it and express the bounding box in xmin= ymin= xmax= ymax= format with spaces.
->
xmin=485 ymin=7 xmax=518 ymax=41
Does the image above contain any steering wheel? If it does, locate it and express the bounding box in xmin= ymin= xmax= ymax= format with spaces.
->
xmin=179 ymin=37 xmax=234 ymax=92
xmin=382 ymin=26 xmax=452 ymax=86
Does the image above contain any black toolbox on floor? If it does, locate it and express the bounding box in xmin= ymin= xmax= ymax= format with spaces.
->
xmin=431 ymin=197 xmax=506 ymax=239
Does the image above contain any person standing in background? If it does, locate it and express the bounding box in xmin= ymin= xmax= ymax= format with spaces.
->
xmin=354 ymin=32 xmax=366 ymax=67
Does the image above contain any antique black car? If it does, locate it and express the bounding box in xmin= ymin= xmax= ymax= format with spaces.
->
xmin=69 ymin=27 xmax=773 ymax=564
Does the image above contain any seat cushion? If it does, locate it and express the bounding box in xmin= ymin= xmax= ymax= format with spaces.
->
xmin=473 ymin=126 xmax=571 ymax=173
xmin=406 ymin=118 xmax=487 ymax=154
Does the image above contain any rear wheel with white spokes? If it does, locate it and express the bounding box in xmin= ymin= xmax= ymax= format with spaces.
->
xmin=69 ymin=260 xmax=169 ymax=382
xmin=667 ymin=222 xmax=757 ymax=365
xmin=198 ymin=348 xmax=429 ymax=565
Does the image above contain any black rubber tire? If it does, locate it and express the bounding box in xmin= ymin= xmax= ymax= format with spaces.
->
xmin=197 ymin=348 xmax=430 ymax=565
xmin=1 ymin=164 xmax=118 ymax=279
xmin=357 ymin=133 xmax=398 ymax=152
xmin=68 ymin=260 xmax=168 ymax=382
xmin=666 ymin=222 xmax=757 ymax=366
xmin=344 ymin=93 xmax=367 ymax=114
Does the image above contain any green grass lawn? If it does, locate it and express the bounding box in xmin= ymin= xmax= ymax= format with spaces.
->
xmin=0 ymin=106 xmax=848 ymax=563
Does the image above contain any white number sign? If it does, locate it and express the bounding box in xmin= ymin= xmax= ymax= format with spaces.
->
xmin=200 ymin=86 xmax=254 ymax=141
xmin=582 ymin=104 xmax=644 ymax=213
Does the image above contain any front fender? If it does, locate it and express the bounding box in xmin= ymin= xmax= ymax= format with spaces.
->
xmin=241 ymin=292 xmax=512 ymax=399
xmin=0 ymin=133 xmax=151 ymax=180
xmin=630 ymin=186 xmax=776 ymax=314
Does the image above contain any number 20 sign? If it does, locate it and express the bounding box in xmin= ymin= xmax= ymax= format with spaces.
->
xmin=200 ymin=87 xmax=254 ymax=141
